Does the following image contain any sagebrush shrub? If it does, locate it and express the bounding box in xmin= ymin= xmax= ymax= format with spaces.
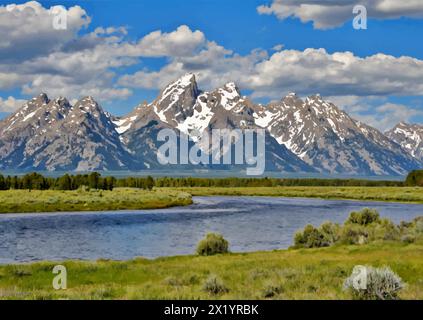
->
xmin=262 ymin=282 xmax=283 ymax=298
xmin=343 ymin=266 xmax=405 ymax=300
xmin=346 ymin=208 xmax=381 ymax=226
xmin=294 ymin=225 xmax=325 ymax=248
xmin=293 ymin=210 xmax=422 ymax=248
xmin=319 ymin=221 xmax=340 ymax=245
xmin=415 ymin=218 xmax=423 ymax=234
xmin=202 ymin=275 xmax=229 ymax=295
xmin=294 ymin=222 xmax=339 ymax=248
xmin=376 ymin=219 xmax=400 ymax=241
xmin=401 ymin=234 xmax=416 ymax=244
xmin=196 ymin=233 xmax=229 ymax=256
xmin=339 ymin=224 xmax=369 ymax=245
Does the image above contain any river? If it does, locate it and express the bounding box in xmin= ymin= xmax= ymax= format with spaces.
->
xmin=0 ymin=196 xmax=422 ymax=263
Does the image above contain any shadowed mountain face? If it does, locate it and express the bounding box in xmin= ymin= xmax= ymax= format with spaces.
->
xmin=0 ymin=74 xmax=421 ymax=174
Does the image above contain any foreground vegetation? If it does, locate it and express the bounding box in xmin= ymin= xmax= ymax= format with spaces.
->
xmin=294 ymin=209 xmax=423 ymax=248
xmin=0 ymin=188 xmax=192 ymax=213
xmin=1 ymin=211 xmax=422 ymax=300
xmin=166 ymin=186 xmax=423 ymax=203
xmin=0 ymin=242 xmax=422 ymax=300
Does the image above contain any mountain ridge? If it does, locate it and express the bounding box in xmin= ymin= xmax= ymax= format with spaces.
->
xmin=0 ymin=73 xmax=421 ymax=175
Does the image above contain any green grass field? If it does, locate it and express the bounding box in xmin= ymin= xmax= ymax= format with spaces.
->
xmin=1 ymin=242 xmax=422 ymax=300
xmin=165 ymin=186 xmax=423 ymax=203
xmin=0 ymin=188 xmax=192 ymax=213
xmin=0 ymin=186 xmax=421 ymax=214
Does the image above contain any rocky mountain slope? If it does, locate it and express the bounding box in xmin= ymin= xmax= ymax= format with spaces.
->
xmin=0 ymin=94 xmax=132 ymax=171
xmin=0 ymin=74 xmax=421 ymax=175
xmin=386 ymin=122 xmax=423 ymax=162
xmin=253 ymin=94 xmax=421 ymax=175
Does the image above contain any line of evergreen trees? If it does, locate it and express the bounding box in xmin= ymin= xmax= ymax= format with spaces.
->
xmin=0 ymin=172 xmax=409 ymax=191
xmin=154 ymin=177 xmax=404 ymax=187
xmin=405 ymin=170 xmax=423 ymax=187
xmin=0 ymin=172 xmax=154 ymax=191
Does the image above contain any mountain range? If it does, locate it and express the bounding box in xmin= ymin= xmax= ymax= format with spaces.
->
xmin=0 ymin=73 xmax=421 ymax=176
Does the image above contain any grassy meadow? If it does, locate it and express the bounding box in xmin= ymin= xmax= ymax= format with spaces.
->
xmin=0 ymin=188 xmax=192 ymax=213
xmin=165 ymin=186 xmax=423 ymax=203
xmin=0 ymin=242 xmax=422 ymax=300
xmin=0 ymin=186 xmax=421 ymax=214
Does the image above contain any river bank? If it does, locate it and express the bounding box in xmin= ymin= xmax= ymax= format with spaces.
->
xmin=0 ymin=242 xmax=422 ymax=300
xmin=0 ymin=188 xmax=192 ymax=213
xmin=165 ymin=186 xmax=423 ymax=204
xmin=0 ymin=186 xmax=421 ymax=214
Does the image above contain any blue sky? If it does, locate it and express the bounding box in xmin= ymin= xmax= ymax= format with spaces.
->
xmin=0 ymin=0 xmax=423 ymax=130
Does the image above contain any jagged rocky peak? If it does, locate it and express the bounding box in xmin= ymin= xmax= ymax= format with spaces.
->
xmin=63 ymin=96 xmax=118 ymax=134
xmin=391 ymin=121 xmax=421 ymax=132
xmin=305 ymin=94 xmax=329 ymax=109
xmin=281 ymin=92 xmax=303 ymax=106
xmin=112 ymin=102 xmax=147 ymax=135
xmin=74 ymin=96 xmax=101 ymax=110
xmin=252 ymin=90 xmax=421 ymax=175
xmin=303 ymin=94 xmax=350 ymax=122
xmin=174 ymin=80 xmax=250 ymax=140
xmin=213 ymin=82 xmax=243 ymax=111
xmin=158 ymin=73 xmax=198 ymax=103
xmin=40 ymin=96 xmax=72 ymax=125
xmin=18 ymin=93 xmax=50 ymax=115
xmin=33 ymin=92 xmax=50 ymax=105
xmin=152 ymin=73 xmax=200 ymax=125
xmin=0 ymin=93 xmax=73 ymax=134
xmin=386 ymin=122 xmax=423 ymax=161
xmin=49 ymin=96 xmax=71 ymax=112
xmin=74 ymin=98 xmax=118 ymax=130
xmin=53 ymin=96 xmax=70 ymax=104
xmin=0 ymin=73 xmax=421 ymax=175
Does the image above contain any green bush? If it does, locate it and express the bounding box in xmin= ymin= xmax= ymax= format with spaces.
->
xmin=319 ymin=222 xmax=341 ymax=245
xmin=293 ymin=209 xmax=422 ymax=248
xmin=346 ymin=208 xmax=380 ymax=226
xmin=405 ymin=170 xmax=423 ymax=186
xmin=202 ymin=275 xmax=229 ymax=295
xmin=401 ymin=234 xmax=416 ymax=244
xmin=374 ymin=218 xmax=400 ymax=241
xmin=294 ymin=222 xmax=340 ymax=248
xmin=399 ymin=217 xmax=423 ymax=242
xmin=415 ymin=218 xmax=423 ymax=233
xmin=294 ymin=225 xmax=325 ymax=248
xmin=339 ymin=224 xmax=369 ymax=245
xmin=196 ymin=233 xmax=229 ymax=256
xmin=344 ymin=266 xmax=405 ymax=300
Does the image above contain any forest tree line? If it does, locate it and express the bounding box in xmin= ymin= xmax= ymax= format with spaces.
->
xmin=405 ymin=170 xmax=423 ymax=187
xmin=0 ymin=171 xmax=419 ymax=191
xmin=0 ymin=172 xmax=154 ymax=191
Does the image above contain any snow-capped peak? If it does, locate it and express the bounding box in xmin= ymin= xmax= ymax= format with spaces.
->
xmin=386 ymin=122 xmax=423 ymax=161
xmin=217 ymin=82 xmax=242 ymax=111
xmin=160 ymin=73 xmax=196 ymax=100
xmin=152 ymin=73 xmax=199 ymax=125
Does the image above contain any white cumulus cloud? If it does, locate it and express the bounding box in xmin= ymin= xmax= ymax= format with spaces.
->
xmin=0 ymin=1 xmax=422 ymax=130
xmin=257 ymin=0 xmax=423 ymax=29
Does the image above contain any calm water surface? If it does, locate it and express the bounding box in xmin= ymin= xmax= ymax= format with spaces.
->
xmin=0 ymin=196 xmax=422 ymax=264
